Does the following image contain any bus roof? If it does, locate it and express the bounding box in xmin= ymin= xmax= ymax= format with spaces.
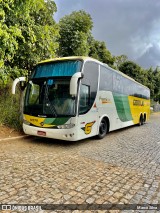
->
xmin=38 ymin=56 xmax=149 ymax=91
xmin=38 ymin=56 xmax=90 ymax=64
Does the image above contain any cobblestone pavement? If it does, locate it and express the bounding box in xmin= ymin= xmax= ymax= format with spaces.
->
xmin=0 ymin=113 xmax=160 ymax=213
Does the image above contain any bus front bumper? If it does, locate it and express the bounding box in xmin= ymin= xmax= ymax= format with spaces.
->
xmin=23 ymin=123 xmax=78 ymax=141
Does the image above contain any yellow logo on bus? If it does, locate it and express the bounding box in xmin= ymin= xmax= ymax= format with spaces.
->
xmin=84 ymin=121 xmax=96 ymax=134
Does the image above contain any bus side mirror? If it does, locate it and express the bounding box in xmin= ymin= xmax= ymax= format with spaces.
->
xmin=70 ymin=72 xmax=83 ymax=97
xmin=12 ymin=77 xmax=26 ymax=94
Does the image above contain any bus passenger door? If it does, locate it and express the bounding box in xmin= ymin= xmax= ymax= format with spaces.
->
xmin=77 ymin=61 xmax=99 ymax=140
xmin=78 ymin=83 xmax=98 ymax=139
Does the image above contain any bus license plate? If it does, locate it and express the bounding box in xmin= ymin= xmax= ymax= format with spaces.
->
xmin=37 ymin=131 xmax=46 ymax=136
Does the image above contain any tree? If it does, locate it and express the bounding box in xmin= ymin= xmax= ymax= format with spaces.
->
xmin=143 ymin=67 xmax=155 ymax=99
xmin=0 ymin=0 xmax=23 ymax=82
xmin=153 ymin=67 xmax=160 ymax=102
xmin=119 ymin=61 xmax=146 ymax=84
xmin=89 ymin=37 xmax=115 ymax=66
xmin=59 ymin=10 xmax=93 ymax=56
xmin=114 ymin=54 xmax=128 ymax=69
xmin=0 ymin=0 xmax=59 ymax=83
xmin=118 ymin=61 xmax=160 ymax=101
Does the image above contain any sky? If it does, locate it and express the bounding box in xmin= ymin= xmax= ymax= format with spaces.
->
xmin=54 ymin=0 xmax=160 ymax=69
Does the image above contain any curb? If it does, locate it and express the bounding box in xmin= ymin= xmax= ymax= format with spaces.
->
xmin=0 ymin=135 xmax=30 ymax=142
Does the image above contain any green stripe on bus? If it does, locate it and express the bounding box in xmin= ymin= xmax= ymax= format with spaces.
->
xmin=50 ymin=117 xmax=70 ymax=125
xmin=43 ymin=118 xmax=55 ymax=124
xmin=43 ymin=117 xmax=70 ymax=126
xmin=113 ymin=93 xmax=133 ymax=122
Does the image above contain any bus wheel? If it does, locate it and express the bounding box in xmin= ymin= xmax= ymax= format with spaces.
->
xmin=97 ymin=118 xmax=108 ymax=139
xmin=138 ymin=114 xmax=144 ymax=126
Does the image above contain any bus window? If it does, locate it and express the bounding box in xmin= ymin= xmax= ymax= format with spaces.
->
xmin=99 ymin=65 xmax=113 ymax=91
xmin=80 ymin=61 xmax=99 ymax=113
xmin=79 ymin=84 xmax=90 ymax=114
xmin=29 ymin=83 xmax=40 ymax=104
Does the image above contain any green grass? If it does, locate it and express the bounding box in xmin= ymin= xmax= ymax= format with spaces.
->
xmin=0 ymin=83 xmax=22 ymax=130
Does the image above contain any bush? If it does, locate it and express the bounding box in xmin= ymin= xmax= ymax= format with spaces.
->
xmin=0 ymin=82 xmax=22 ymax=130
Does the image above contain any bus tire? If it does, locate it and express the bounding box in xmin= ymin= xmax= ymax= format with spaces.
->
xmin=97 ymin=118 xmax=108 ymax=139
xmin=138 ymin=114 xmax=144 ymax=126
xmin=143 ymin=114 xmax=146 ymax=123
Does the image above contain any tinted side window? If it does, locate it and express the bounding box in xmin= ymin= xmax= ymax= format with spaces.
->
xmin=100 ymin=66 xmax=113 ymax=91
xmin=79 ymin=61 xmax=99 ymax=114
xmin=79 ymin=84 xmax=90 ymax=114
xmin=99 ymin=65 xmax=150 ymax=99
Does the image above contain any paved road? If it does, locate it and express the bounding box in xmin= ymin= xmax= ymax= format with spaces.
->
xmin=0 ymin=113 xmax=160 ymax=213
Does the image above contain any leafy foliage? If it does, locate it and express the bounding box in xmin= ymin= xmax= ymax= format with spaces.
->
xmin=58 ymin=10 xmax=115 ymax=66
xmin=59 ymin=10 xmax=93 ymax=56
xmin=0 ymin=82 xmax=21 ymax=129
xmin=0 ymin=0 xmax=59 ymax=83
xmin=119 ymin=61 xmax=145 ymax=83
xmin=89 ymin=37 xmax=115 ymax=66
xmin=114 ymin=54 xmax=128 ymax=69
xmin=119 ymin=61 xmax=160 ymax=102
xmin=153 ymin=68 xmax=160 ymax=101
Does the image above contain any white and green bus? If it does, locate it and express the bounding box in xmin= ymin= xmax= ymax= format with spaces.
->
xmin=12 ymin=56 xmax=150 ymax=141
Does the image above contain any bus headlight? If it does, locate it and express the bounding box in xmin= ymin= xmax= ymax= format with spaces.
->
xmin=23 ymin=119 xmax=31 ymax=125
xmin=57 ymin=124 xmax=75 ymax=129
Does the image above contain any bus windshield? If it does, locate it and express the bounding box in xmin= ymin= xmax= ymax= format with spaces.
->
xmin=24 ymin=78 xmax=76 ymax=117
xmin=32 ymin=60 xmax=82 ymax=78
xmin=24 ymin=60 xmax=82 ymax=117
